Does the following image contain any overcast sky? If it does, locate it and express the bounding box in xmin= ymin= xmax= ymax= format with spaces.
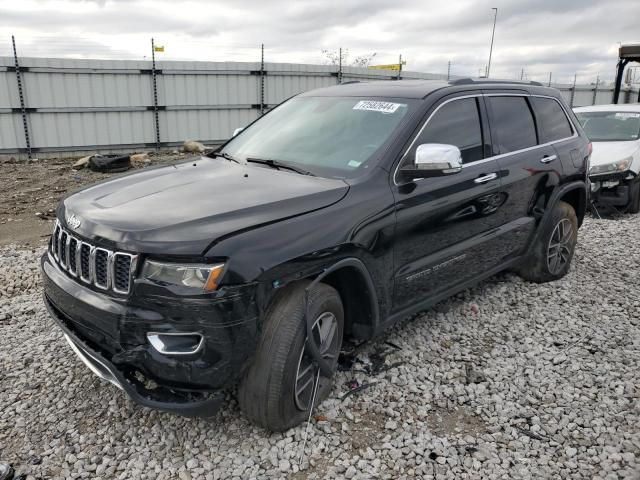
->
xmin=1 ymin=0 xmax=638 ymax=83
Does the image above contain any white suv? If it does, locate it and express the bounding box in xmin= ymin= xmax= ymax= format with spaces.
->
xmin=574 ymin=104 xmax=640 ymax=213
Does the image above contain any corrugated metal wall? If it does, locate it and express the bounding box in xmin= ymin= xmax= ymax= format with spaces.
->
xmin=1 ymin=56 xmax=639 ymax=158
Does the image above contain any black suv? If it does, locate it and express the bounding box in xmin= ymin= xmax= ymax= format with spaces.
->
xmin=42 ymin=79 xmax=590 ymax=431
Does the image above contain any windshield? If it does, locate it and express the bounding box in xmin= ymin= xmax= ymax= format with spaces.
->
xmin=222 ymin=96 xmax=415 ymax=178
xmin=576 ymin=111 xmax=640 ymax=142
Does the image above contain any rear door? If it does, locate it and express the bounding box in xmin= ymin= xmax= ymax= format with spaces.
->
xmin=529 ymin=95 xmax=584 ymax=176
xmin=484 ymin=94 xmax=560 ymax=258
xmin=391 ymin=94 xmax=507 ymax=311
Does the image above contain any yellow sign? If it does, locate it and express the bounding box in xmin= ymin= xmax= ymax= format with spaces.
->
xmin=368 ymin=62 xmax=405 ymax=71
xmin=154 ymin=46 xmax=165 ymax=52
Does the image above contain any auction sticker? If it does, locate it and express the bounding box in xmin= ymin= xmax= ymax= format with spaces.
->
xmin=615 ymin=112 xmax=640 ymax=119
xmin=353 ymin=100 xmax=403 ymax=114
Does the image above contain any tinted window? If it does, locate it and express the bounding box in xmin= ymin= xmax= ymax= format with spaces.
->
xmin=487 ymin=96 xmax=537 ymax=154
xmin=531 ymin=97 xmax=573 ymax=142
xmin=413 ymin=98 xmax=485 ymax=164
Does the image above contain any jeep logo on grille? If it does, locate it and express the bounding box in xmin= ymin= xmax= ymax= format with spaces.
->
xmin=66 ymin=214 xmax=81 ymax=229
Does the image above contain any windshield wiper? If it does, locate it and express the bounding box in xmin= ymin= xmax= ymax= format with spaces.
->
xmin=246 ymin=157 xmax=315 ymax=176
xmin=211 ymin=151 xmax=240 ymax=163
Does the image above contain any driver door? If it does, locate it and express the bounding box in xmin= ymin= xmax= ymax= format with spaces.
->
xmin=391 ymin=94 xmax=507 ymax=311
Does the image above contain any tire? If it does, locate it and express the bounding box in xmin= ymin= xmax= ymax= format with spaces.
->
xmin=238 ymin=280 xmax=344 ymax=432
xmin=517 ymin=200 xmax=578 ymax=283
xmin=628 ymin=178 xmax=640 ymax=214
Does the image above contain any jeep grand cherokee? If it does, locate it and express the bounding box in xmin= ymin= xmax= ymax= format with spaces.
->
xmin=42 ymin=78 xmax=590 ymax=431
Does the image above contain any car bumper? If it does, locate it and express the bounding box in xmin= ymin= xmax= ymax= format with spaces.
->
xmin=41 ymin=250 xmax=260 ymax=417
xmin=589 ymin=171 xmax=636 ymax=207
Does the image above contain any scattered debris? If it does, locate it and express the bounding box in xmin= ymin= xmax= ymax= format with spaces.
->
xmin=88 ymin=154 xmax=131 ymax=173
xmin=0 ymin=463 xmax=14 ymax=480
xmin=340 ymin=380 xmax=377 ymax=401
xmin=130 ymin=152 xmax=150 ymax=165
xmin=514 ymin=426 xmax=548 ymax=442
xmin=182 ymin=140 xmax=206 ymax=153
xmin=464 ymin=363 xmax=486 ymax=384
xmin=72 ymin=155 xmax=92 ymax=170
xmin=313 ymin=414 xmax=327 ymax=422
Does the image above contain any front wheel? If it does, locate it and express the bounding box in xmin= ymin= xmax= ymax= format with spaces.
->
xmin=238 ymin=281 xmax=343 ymax=432
xmin=627 ymin=178 xmax=640 ymax=214
xmin=517 ymin=200 xmax=578 ymax=283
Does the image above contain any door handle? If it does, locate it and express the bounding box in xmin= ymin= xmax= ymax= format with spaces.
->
xmin=540 ymin=154 xmax=557 ymax=164
xmin=474 ymin=173 xmax=498 ymax=184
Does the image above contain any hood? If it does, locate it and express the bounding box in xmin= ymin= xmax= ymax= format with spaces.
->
xmin=60 ymin=157 xmax=349 ymax=255
xmin=590 ymin=141 xmax=640 ymax=167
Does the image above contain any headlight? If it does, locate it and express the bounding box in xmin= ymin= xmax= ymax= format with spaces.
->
xmin=589 ymin=157 xmax=632 ymax=175
xmin=141 ymin=260 xmax=225 ymax=292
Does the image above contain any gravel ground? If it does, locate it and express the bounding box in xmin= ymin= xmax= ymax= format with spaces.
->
xmin=1 ymin=215 xmax=639 ymax=480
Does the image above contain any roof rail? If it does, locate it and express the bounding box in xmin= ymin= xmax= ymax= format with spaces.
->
xmin=450 ymin=78 xmax=543 ymax=87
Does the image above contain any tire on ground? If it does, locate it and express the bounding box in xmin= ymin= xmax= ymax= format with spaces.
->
xmin=517 ymin=200 xmax=578 ymax=283
xmin=238 ymin=280 xmax=343 ymax=432
xmin=627 ymin=178 xmax=640 ymax=214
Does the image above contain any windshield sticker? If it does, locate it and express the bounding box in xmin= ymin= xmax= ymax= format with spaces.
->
xmin=353 ymin=100 xmax=404 ymax=114
xmin=615 ymin=112 xmax=640 ymax=119
xmin=348 ymin=160 xmax=363 ymax=168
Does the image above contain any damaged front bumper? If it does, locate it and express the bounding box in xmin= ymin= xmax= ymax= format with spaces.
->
xmin=589 ymin=170 xmax=637 ymax=207
xmin=41 ymin=250 xmax=260 ymax=417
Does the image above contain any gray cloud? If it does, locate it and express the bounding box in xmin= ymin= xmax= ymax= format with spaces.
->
xmin=1 ymin=0 xmax=638 ymax=83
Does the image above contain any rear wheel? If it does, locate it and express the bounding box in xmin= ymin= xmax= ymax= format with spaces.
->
xmin=517 ymin=201 xmax=578 ymax=283
xmin=238 ymin=281 xmax=343 ymax=431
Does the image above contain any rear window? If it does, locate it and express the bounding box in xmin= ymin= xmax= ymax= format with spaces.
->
xmin=530 ymin=97 xmax=573 ymax=143
xmin=487 ymin=96 xmax=537 ymax=154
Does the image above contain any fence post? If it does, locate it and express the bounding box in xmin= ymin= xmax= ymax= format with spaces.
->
xmin=337 ymin=47 xmax=342 ymax=84
xmin=592 ymin=74 xmax=599 ymax=105
xmin=548 ymin=72 xmax=552 ymax=87
xmin=569 ymin=73 xmax=577 ymax=107
xmin=11 ymin=35 xmax=32 ymax=159
xmin=260 ymin=43 xmax=265 ymax=114
xmin=447 ymin=61 xmax=451 ymax=81
xmin=397 ymin=54 xmax=402 ymax=80
xmin=150 ymin=38 xmax=161 ymax=150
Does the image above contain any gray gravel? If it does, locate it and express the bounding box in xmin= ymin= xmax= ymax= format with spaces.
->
xmin=1 ymin=215 xmax=639 ymax=480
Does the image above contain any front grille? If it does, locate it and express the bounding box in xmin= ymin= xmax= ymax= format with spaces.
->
xmin=50 ymin=220 xmax=137 ymax=294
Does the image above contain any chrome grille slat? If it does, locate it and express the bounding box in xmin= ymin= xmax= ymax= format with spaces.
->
xmin=49 ymin=222 xmax=137 ymax=294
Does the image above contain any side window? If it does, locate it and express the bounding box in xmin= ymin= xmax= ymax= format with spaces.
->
xmin=487 ymin=96 xmax=537 ymax=154
xmin=412 ymin=97 xmax=485 ymax=164
xmin=530 ymin=97 xmax=573 ymax=143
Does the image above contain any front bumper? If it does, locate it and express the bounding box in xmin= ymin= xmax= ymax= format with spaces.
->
xmin=589 ymin=171 xmax=636 ymax=207
xmin=41 ymin=250 xmax=260 ymax=417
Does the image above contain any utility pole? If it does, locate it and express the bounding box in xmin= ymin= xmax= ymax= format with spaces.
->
xmin=150 ymin=38 xmax=161 ymax=151
xmin=447 ymin=61 xmax=451 ymax=81
xmin=520 ymin=68 xmax=524 ymax=80
xmin=548 ymin=72 xmax=552 ymax=87
xmin=486 ymin=7 xmax=498 ymax=78
xmin=570 ymin=73 xmax=577 ymax=107
xmin=592 ymin=73 xmax=600 ymax=105
xmin=338 ymin=47 xmax=343 ymax=84
xmin=397 ymin=54 xmax=402 ymax=80
xmin=260 ymin=43 xmax=265 ymax=114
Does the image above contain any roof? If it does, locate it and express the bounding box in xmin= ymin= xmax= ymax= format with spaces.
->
xmin=574 ymin=103 xmax=640 ymax=113
xmin=301 ymin=78 xmax=550 ymax=99
xmin=301 ymin=80 xmax=449 ymax=99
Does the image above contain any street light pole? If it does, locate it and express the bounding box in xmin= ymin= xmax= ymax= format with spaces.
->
xmin=486 ymin=7 xmax=498 ymax=78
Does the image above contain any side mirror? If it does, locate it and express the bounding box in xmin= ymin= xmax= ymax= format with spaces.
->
xmin=232 ymin=127 xmax=244 ymax=137
xmin=400 ymin=143 xmax=463 ymax=179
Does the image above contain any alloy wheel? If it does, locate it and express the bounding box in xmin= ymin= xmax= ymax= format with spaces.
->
xmin=293 ymin=311 xmax=339 ymax=411
xmin=547 ymin=218 xmax=574 ymax=275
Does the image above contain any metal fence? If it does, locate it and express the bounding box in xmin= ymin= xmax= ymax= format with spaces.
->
xmin=1 ymin=55 xmax=639 ymax=159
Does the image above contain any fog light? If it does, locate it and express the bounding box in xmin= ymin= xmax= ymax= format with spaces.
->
xmin=147 ymin=332 xmax=203 ymax=355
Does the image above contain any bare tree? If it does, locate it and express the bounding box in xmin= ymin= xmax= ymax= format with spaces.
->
xmin=321 ymin=49 xmax=377 ymax=67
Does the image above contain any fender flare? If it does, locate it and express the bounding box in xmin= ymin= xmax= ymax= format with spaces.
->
xmin=303 ymin=257 xmax=380 ymax=377
xmin=531 ymin=181 xmax=587 ymax=245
